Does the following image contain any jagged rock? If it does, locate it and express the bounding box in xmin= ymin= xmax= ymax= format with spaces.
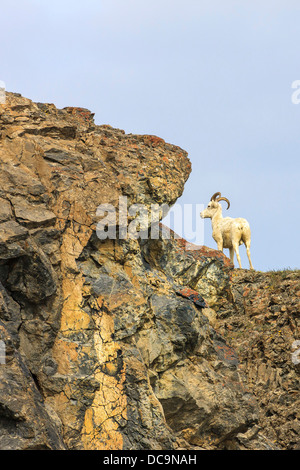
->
xmin=10 ymin=196 xmax=56 ymax=228
xmin=76 ymin=234 xmax=259 ymax=449
xmin=141 ymin=224 xmax=233 ymax=308
xmin=0 ymin=320 xmax=65 ymax=450
xmin=6 ymin=240 xmax=57 ymax=304
xmin=0 ymin=198 xmax=13 ymax=222
xmin=0 ymin=220 xmax=28 ymax=245
xmin=0 ymin=91 xmax=298 ymax=450
xmin=0 ymin=221 xmax=29 ymax=261
xmin=214 ymin=269 xmax=300 ymax=450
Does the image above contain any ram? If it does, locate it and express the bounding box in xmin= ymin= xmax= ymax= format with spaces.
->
xmin=200 ymin=192 xmax=253 ymax=270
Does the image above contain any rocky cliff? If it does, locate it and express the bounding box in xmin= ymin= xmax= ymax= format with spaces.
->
xmin=0 ymin=92 xmax=298 ymax=450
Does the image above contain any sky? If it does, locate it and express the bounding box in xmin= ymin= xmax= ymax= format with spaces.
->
xmin=1 ymin=0 xmax=300 ymax=271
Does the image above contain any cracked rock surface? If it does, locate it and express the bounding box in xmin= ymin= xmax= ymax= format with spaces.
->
xmin=0 ymin=92 xmax=298 ymax=450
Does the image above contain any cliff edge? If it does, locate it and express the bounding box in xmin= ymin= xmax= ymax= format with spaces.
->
xmin=0 ymin=93 xmax=298 ymax=450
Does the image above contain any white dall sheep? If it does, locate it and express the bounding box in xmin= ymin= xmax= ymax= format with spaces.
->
xmin=200 ymin=192 xmax=253 ymax=270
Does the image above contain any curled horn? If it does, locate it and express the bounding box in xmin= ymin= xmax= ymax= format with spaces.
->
xmin=210 ymin=192 xmax=221 ymax=201
xmin=210 ymin=192 xmax=230 ymax=210
xmin=217 ymin=196 xmax=230 ymax=210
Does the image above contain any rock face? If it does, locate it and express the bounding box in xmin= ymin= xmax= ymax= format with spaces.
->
xmin=215 ymin=270 xmax=300 ymax=450
xmin=0 ymin=92 xmax=298 ymax=450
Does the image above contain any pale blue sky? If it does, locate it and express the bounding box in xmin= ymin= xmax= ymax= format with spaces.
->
xmin=1 ymin=0 xmax=300 ymax=270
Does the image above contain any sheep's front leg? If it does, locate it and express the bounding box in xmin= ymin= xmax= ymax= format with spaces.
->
xmin=216 ymin=239 xmax=223 ymax=252
xmin=213 ymin=232 xmax=223 ymax=252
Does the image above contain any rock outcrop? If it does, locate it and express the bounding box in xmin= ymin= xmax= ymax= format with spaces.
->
xmin=0 ymin=92 xmax=298 ymax=450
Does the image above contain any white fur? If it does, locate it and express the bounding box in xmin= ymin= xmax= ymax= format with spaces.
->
xmin=200 ymin=197 xmax=253 ymax=270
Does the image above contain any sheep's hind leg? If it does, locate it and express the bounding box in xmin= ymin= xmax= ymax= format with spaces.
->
xmin=245 ymin=240 xmax=254 ymax=270
xmin=233 ymin=243 xmax=242 ymax=269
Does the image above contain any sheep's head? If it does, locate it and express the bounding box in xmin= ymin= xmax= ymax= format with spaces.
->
xmin=200 ymin=192 xmax=230 ymax=219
